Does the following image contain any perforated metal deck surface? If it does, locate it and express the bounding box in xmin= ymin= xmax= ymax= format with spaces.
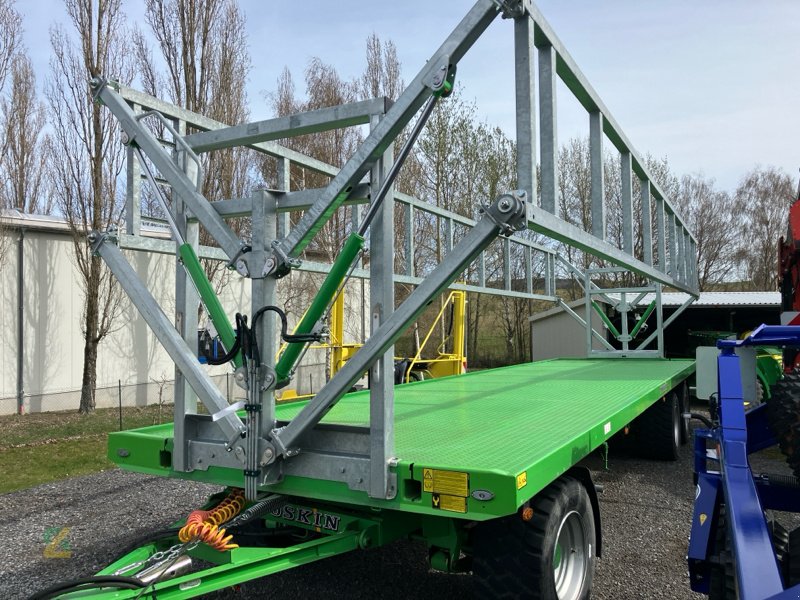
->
xmin=109 ymin=358 xmax=694 ymax=517
xmin=274 ymin=358 xmax=695 ymax=475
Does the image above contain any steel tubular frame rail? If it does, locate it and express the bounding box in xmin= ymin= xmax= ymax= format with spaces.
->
xmin=89 ymin=0 xmax=702 ymax=504
xmin=115 ymin=85 xmax=560 ymax=303
xmin=521 ymin=1 xmax=698 ymax=295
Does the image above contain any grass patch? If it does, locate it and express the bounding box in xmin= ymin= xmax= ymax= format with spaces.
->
xmin=0 ymin=404 xmax=173 ymax=494
xmin=0 ymin=437 xmax=113 ymax=494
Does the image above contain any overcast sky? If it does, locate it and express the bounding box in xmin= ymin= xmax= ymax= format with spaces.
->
xmin=22 ymin=0 xmax=800 ymax=193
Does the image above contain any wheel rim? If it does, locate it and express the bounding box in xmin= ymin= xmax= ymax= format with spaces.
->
xmin=553 ymin=510 xmax=588 ymax=599
xmin=672 ymin=399 xmax=681 ymax=448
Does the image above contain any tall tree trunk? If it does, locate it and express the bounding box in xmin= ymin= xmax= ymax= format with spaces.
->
xmin=79 ymin=257 xmax=101 ymax=413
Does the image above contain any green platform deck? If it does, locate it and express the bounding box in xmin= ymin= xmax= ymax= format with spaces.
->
xmin=109 ymin=358 xmax=694 ymax=521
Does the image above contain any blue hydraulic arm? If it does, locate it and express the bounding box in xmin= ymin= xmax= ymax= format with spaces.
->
xmin=688 ymin=325 xmax=800 ymax=599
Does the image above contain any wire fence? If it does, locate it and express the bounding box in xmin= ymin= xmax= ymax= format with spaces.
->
xmin=0 ymin=373 xmax=233 ymax=417
xmin=1 ymin=334 xmax=530 ymax=418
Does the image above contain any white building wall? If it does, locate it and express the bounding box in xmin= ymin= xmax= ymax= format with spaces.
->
xmin=0 ymin=219 xmax=367 ymax=414
xmin=0 ymin=233 xmax=18 ymax=404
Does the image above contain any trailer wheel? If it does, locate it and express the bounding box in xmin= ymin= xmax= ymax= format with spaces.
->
xmin=767 ymin=370 xmax=800 ymax=478
xmin=709 ymin=505 xmax=736 ymax=600
xmin=635 ymin=392 xmax=680 ymax=460
xmin=787 ymin=525 xmax=800 ymax=586
xmin=473 ymin=475 xmax=595 ymax=600
xmin=770 ymin=518 xmax=789 ymax=581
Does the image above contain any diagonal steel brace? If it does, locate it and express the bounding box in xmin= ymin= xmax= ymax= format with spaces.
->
xmin=89 ymin=231 xmax=246 ymax=444
xmin=90 ymin=78 xmax=250 ymax=275
xmin=267 ymin=191 xmax=528 ymax=459
xmin=267 ymin=0 xmax=502 ymax=275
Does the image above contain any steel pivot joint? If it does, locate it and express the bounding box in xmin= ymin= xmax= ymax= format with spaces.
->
xmin=263 ymin=240 xmax=302 ymax=279
xmin=481 ymin=190 xmax=527 ymax=236
xmin=494 ymin=0 xmax=528 ymax=19
xmin=426 ymin=56 xmax=457 ymax=98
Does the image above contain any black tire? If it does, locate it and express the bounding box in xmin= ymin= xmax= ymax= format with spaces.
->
xmin=770 ymin=518 xmax=789 ymax=582
xmin=754 ymin=378 xmax=766 ymax=407
xmin=709 ymin=505 xmax=736 ymax=600
xmin=767 ymin=371 xmax=800 ymax=478
xmin=473 ymin=475 xmax=596 ymax=600
xmin=787 ymin=525 xmax=800 ymax=586
xmin=635 ymin=392 xmax=681 ymax=461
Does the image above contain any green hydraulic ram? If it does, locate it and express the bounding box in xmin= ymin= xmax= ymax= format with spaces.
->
xmin=273 ymin=76 xmax=452 ymax=387
xmin=133 ymin=146 xmax=242 ymax=370
xmin=274 ymin=232 xmax=365 ymax=386
xmin=179 ymin=242 xmax=242 ymax=369
xmin=630 ymin=300 xmax=656 ymax=338
xmin=592 ymin=300 xmax=621 ymax=339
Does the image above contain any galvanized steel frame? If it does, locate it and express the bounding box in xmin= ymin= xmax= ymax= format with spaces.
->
xmin=93 ymin=0 xmax=699 ymax=500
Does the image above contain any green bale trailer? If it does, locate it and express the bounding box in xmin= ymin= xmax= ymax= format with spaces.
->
xmin=33 ymin=1 xmax=699 ymax=598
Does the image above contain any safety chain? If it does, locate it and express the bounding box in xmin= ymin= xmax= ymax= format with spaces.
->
xmin=113 ymin=540 xmax=200 ymax=577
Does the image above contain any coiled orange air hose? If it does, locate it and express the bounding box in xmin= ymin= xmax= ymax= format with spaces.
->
xmin=178 ymin=488 xmax=245 ymax=552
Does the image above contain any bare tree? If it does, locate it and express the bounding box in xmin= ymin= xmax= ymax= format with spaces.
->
xmin=359 ymin=33 xmax=403 ymax=104
xmin=267 ymin=60 xmax=362 ymax=263
xmin=0 ymin=0 xmax=23 ymax=266
xmin=0 ymin=0 xmax=20 ymax=95
xmin=135 ymin=0 xmax=253 ymax=287
xmin=47 ymin=0 xmax=131 ymax=413
xmin=673 ymin=174 xmax=737 ymax=290
xmin=1 ymin=54 xmax=50 ymax=214
xmin=735 ymin=166 xmax=795 ymax=290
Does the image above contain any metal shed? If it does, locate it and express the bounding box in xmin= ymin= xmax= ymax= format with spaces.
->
xmin=528 ymin=291 xmax=780 ymax=361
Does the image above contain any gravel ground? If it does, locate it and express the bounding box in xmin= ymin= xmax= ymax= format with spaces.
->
xmin=1 ymin=418 xmax=793 ymax=600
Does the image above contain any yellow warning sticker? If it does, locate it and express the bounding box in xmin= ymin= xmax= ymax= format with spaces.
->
xmin=422 ymin=468 xmax=469 ymax=497
xmin=432 ymin=493 xmax=467 ymax=513
xmin=699 ymin=513 xmax=707 ymax=526
xmin=516 ymin=472 xmax=528 ymax=490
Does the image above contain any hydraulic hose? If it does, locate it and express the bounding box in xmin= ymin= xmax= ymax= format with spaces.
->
xmin=28 ymin=576 xmax=145 ymax=600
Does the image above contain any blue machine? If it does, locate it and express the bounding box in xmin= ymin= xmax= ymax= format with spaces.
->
xmin=689 ymin=325 xmax=800 ymax=599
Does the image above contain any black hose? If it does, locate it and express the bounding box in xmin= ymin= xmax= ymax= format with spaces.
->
xmin=28 ymin=576 xmax=145 ymax=600
xmin=252 ymin=305 xmax=321 ymax=344
xmin=759 ymin=472 xmax=800 ymax=489
xmin=203 ymin=305 xmax=320 ymax=370
xmin=687 ymin=412 xmax=714 ymax=429
xmin=226 ymin=494 xmax=287 ymax=529
xmin=446 ymin=300 xmax=454 ymax=339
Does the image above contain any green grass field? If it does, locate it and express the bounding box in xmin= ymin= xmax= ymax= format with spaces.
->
xmin=0 ymin=405 xmax=172 ymax=494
